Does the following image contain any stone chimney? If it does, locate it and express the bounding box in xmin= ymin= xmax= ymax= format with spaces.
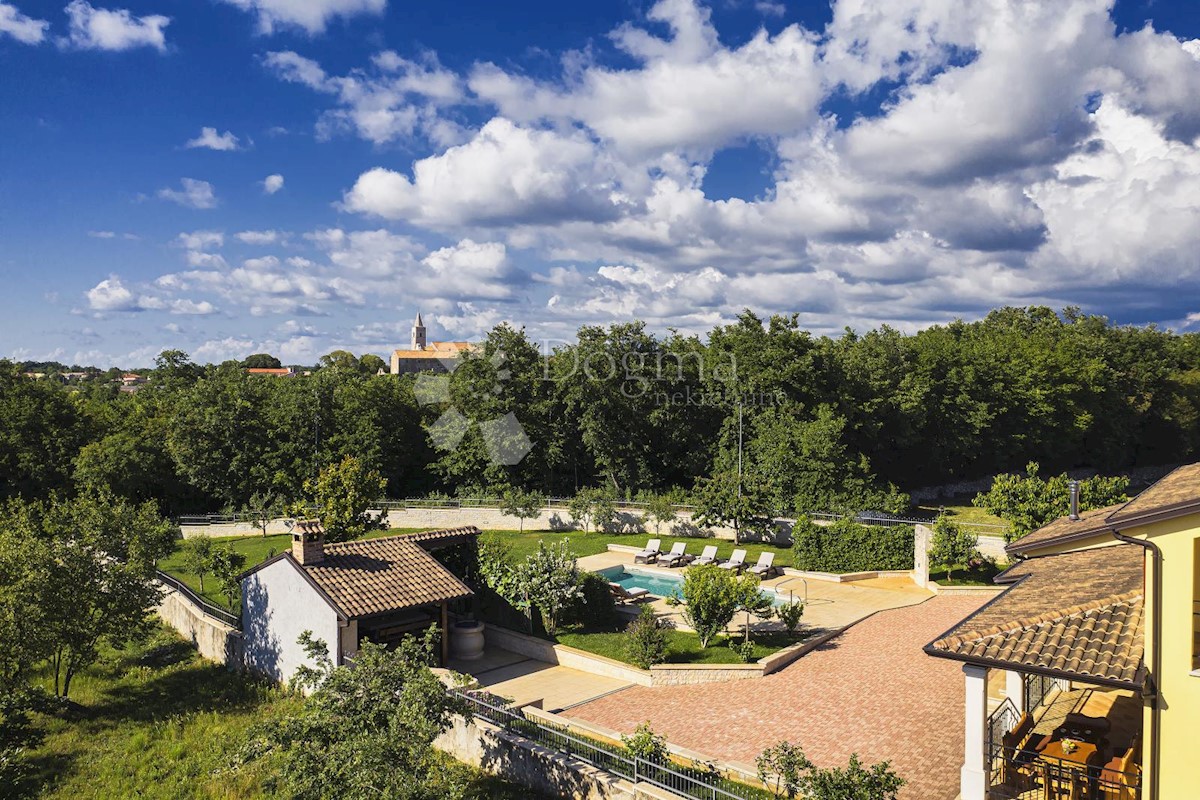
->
xmin=1068 ymin=479 xmax=1080 ymax=521
xmin=292 ymin=520 xmax=325 ymax=565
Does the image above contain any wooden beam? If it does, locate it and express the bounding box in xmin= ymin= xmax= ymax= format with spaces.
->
xmin=440 ymin=601 xmax=449 ymax=666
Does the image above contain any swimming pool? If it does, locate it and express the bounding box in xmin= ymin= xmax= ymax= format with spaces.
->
xmin=599 ymin=565 xmax=801 ymax=607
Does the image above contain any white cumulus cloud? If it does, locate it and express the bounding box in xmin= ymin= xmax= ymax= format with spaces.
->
xmin=262 ymin=173 xmax=284 ymax=194
xmin=220 ymin=0 xmax=385 ymax=35
xmin=62 ymin=0 xmax=169 ymax=52
xmin=158 ymin=178 xmax=217 ymax=209
xmin=185 ymin=127 xmax=241 ymax=151
xmin=0 ymin=3 xmax=48 ymax=44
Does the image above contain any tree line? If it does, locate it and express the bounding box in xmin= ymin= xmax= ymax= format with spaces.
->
xmin=4 ymin=306 xmax=1198 ymax=519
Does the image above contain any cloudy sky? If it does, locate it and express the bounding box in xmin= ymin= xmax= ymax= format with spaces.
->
xmin=2 ymin=0 xmax=1199 ymax=367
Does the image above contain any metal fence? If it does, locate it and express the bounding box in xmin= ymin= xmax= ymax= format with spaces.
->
xmin=451 ymin=689 xmax=768 ymax=800
xmin=155 ymin=569 xmax=241 ymax=628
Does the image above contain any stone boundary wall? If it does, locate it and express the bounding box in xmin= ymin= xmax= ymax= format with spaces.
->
xmin=909 ymin=462 xmax=1179 ymax=502
xmin=155 ymin=581 xmax=243 ymax=666
xmin=182 ymin=506 xmax=795 ymax=544
xmin=434 ymin=713 xmax=642 ymax=800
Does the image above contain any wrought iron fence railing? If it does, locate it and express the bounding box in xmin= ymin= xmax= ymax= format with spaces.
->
xmin=987 ymin=742 xmax=1140 ymax=799
xmin=451 ymin=689 xmax=768 ymax=800
xmin=155 ymin=569 xmax=241 ymax=628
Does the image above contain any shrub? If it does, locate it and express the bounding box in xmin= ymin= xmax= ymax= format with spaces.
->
xmin=621 ymin=722 xmax=668 ymax=762
xmin=625 ymin=607 xmax=667 ymax=669
xmin=791 ymin=517 xmax=913 ymax=573
xmin=734 ymin=638 xmax=757 ymax=663
xmin=776 ymin=601 xmax=805 ymax=636
xmin=973 ymin=462 xmax=1130 ymax=541
xmin=566 ymin=572 xmax=617 ymax=628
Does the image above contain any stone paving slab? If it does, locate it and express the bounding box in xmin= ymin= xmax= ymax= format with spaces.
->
xmin=453 ymin=647 xmax=634 ymax=712
xmin=566 ymin=595 xmax=990 ymax=800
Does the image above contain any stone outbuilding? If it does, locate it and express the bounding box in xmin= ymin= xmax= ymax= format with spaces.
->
xmin=240 ymin=521 xmax=479 ymax=684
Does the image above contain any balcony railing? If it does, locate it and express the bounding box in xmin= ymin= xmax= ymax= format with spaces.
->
xmin=988 ymin=742 xmax=1140 ymax=799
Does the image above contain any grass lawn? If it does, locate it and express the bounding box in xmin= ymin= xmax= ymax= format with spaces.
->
xmin=21 ymin=624 xmax=543 ymax=800
xmin=159 ymin=527 xmax=798 ymax=611
xmin=492 ymin=529 xmax=797 ymax=570
xmin=929 ymin=560 xmax=1005 ymax=586
xmin=554 ymin=622 xmax=800 ymax=665
xmin=914 ymin=494 xmax=1008 ymax=530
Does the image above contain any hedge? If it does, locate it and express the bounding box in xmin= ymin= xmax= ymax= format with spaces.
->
xmin=791 ymin=517 xmax=914 ymax=573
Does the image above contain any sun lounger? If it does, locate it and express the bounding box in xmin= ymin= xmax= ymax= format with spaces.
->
xmin=747 ymin=552 xmax=776 ymax=578
xmin=634 ymin=538 xmax=662 ymax=563
xmin=609 ymin=582 xmax=652 ymax=604
xmin=656 ymin=542 xmax=692 ymax=568
xmin=718 ymin=549 xmax=747 ymax=573
xmin=692 ymin=545 xmax=719 ymax=566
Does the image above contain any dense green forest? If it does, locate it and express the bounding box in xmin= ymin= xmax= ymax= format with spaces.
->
xmin=4 ymin=306 xmax=1199 ymax=516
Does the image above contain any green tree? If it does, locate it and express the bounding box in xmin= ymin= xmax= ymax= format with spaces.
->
xmin=641 ymin=494 xmax=678 ymax=536
xmin=776 ymin=601 xmax=806 ymax=637
xmin=973 ymin=462 xmax=1130 ymax=540
xmin=358 ymin=353 xmax=387 ymax=375
xmin=499 ymin=488 xmax=544 ymax=533
xmin=0 ymin=361 xmax=89 ymax=499
xmin=243 ymin=490 xmax=283 ymax=537
xmin=693 ymin=470 xmax=771 ymax=545
xmin=510 ymin=540 xmax=581 ymax=636
xmin=568 ymin=489 xmax=600 ymax=534
xmin=209 ymin=546 xmax=248 ymax=612
xmin=241 ymin=353 xmax=282 ymax=369
xmin=928 ymin=516 xmax=979 ymax=581
xmin=179 ymin=536 xmax=216 ymax=593
xmin=246 ymin=628 xmax=470 ymax=800
xmin=0 ymin=492 xmax=174 ymax=697
xmin=306 ymin=456 xmax=387 ymax=542
xmin=625 ymin=606 xmax=666 ymax=669
xmin=756 ymin=741 xmax=813 ymax=799
xmin=679 ymin=564 xmax=768 ymax=648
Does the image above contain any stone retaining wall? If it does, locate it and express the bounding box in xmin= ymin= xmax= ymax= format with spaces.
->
xmin=434 ymin=713 xmax=641 ymax=800
xmin=182 ymin=506 xmax=794 ymax=544
xmin=155 ymin=582 xmax=243 ymax=666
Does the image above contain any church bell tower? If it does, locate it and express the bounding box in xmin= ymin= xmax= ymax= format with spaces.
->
xmin=411 ymin=311 xmax=427 ymax=350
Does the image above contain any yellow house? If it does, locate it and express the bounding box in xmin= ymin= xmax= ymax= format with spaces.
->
xmin=926 ymin=462 xmax=1200 ymax=800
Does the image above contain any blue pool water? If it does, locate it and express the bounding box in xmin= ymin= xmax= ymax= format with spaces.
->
xmin=600 ymin=566 xmax=685 ymax=599
xmin=600 ymin=566 xmax=800 ymax=607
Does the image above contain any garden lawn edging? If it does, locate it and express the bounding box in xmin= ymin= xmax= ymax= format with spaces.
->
xmin=483 ymin=623 xmax=818 ymax=687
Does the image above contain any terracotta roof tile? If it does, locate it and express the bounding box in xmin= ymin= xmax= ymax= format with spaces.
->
xmin=303 ymin=534 xmax=473 ymax=618
xmin=927 ymin=545 xmax=1145 ymax=686
xmin=1108 ymin=462 xmax=1200 ymax=522
xmin=1006 ymin=503 xmax=1123 ymax=554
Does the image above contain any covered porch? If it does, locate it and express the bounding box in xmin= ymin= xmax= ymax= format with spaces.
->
xmin=970 ymin=668 xmax=1142 ymax=799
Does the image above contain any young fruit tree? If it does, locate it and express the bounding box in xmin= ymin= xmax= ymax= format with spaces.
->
xmin=500 ymin=488 xmax=545 ymax=533
xmin=680 ymin=564 xmax=770 ymax=648
xmin=928 ymin=515 xmax=980 ymax=582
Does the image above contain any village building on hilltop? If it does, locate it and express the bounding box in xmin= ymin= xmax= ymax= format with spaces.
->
xmin=390 ymin=312 xmax=472 ymax=375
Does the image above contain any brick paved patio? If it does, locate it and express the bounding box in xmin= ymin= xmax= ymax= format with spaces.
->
xmin=568 ymin=594 xmax=990 ymax=800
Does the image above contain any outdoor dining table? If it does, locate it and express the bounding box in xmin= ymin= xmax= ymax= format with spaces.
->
xmin=1035 ymin=739 xmax=1100 ymax=800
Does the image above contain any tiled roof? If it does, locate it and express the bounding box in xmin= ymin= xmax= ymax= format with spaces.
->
xmin=926 ymin=545 xmax=1145 ymax=686
xmin=1006 ymin=503 xmax=1123 ymax=554
xmin=392 ymin=342 xmax=472 ymax=358
xmin=1008 ymin=461 xmax=1200 ymax=555
xmin=1108 ymin=462 xmax=1200 ymax=522
xmin=304 ymin=534 xmax=473 ymax=619
xmin=394 ymin=527 xmax=481 ymax=548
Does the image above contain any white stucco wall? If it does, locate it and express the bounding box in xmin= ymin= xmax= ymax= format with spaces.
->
xmin=241 ymin=558 xmax=341 ymax=685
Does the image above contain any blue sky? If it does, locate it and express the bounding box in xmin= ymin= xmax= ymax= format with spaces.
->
xmin=2 ymin=0 xmax=1199 ymax=367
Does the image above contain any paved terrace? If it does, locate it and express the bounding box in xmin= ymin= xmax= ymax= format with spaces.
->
xmin=579 ymin=550 xmax=935 ymax=633
xmin=567 ymin=594 xmax=990 ymax=800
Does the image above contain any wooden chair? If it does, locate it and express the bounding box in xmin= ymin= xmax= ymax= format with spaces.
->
xmin=998 ymin=713 xmax=1040 ymax=792
xmin=1099 ymin=737 xmax=1140 ymax=800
